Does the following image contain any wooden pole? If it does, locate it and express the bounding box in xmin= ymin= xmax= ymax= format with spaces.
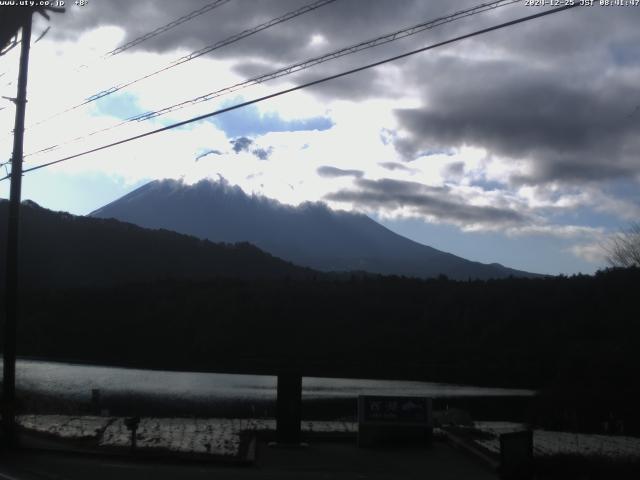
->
xmin=2 ymin=11 xmax=32 ymax=448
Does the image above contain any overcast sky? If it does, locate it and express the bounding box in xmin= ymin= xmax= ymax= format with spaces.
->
xmin=1 ymin=0 xmax=639 ymax=275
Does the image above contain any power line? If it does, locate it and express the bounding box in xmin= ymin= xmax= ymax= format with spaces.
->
xmin=23 ymin=0 xmax=519 ymax=160
xmin=69 ymin=0 xmax=232 ymax=74
xmin=0 ymin=159 xmax=10 ymax=176
xmin=104 ymin=0 xmax=232 ymax=58
xmin=33 ymin=25 xmax=50 ymax=44
xmin=0 ymin=36 xmax=20 ymax=57
xmin=90 ymin=0 xmax=338 ymax=101
xmin=133 ymin=0 xmax=522 ymax=122
xmin=27 ymin=0 xmax=337 ymax=129
xmin=11 ymin=0 xmax=233 ymax=132
xmin=0 ymin=2 xmax=580 ymax=183
xmin=0 ymin=24 xmax=48 ymax=86
xmin=1 ymin=71 xmax=15 ymax=89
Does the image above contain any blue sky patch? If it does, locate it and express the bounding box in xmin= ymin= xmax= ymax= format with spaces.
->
xmin=609 ymin=43 xmax=640 ymax=66
xmin=545 ymin=207 xmax=620 ymax=231
xmin=470 ymin=178 xmax=508 ymax=192
xmin=373 ymin=214 xmax=601 ymax=275
xmin=416 ymin=148 xmax=455 ymax=157
xmin=210 ymin=97 xmax=333 ymax=137
xmin=91 ymin=92 xmax=145 ymax=120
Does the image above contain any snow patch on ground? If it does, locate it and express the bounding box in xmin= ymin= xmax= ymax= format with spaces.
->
xmin=17 ymin=415 xmax=357 ymax=458
xmin=18 ymin=415 xmax=110 ymax=439
xmin=473 ymin=421 xmax=640 ymax=460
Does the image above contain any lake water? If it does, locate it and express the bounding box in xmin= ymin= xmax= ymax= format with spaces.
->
xmin=13 ymin=359 xmax=535 ymax=402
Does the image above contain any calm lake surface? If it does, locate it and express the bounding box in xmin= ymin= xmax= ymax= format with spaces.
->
xmin=14 ymin=359 xmax=535 ymax=402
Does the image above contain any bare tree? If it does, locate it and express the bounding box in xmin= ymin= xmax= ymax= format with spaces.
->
xmin=606 ymin=222 xmax=640 ymax=268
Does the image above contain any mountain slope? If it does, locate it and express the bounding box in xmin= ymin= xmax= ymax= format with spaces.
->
xmin=91 ymin=179 xmax=539 ymax=280
xmin=0 ymin=199 xmax=312 ymax=289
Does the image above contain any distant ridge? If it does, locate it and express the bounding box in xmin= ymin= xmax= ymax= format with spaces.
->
xmin=0 ymin=199 xmax=313 ymax=289
xmin=91 ymin=179 xmax=540 ymax=280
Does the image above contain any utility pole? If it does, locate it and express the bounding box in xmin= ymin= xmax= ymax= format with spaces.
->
xmin=2 ymin=11 xmax=32 ymax=448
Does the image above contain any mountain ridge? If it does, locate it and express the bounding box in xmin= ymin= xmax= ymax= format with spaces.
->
xmin=91 ymin=178 xmax=541 ymax=280
xmin=0 ymin=199 xmax=313 ymax=289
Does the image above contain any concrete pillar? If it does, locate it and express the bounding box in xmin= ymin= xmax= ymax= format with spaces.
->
xmin=276 ymin=372 xmax=302 ymax=444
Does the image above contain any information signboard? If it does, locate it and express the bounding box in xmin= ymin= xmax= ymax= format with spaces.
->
xmin=358 ymin=395 xmax=433 ymax=447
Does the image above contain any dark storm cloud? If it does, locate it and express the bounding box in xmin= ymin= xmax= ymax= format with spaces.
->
xmin=49 ymin=0 xmax=448 ymax=57
xmin=325 ymin=178 xmax=526 ymax=226
xmin=394 ymin=54 xmax=640 ymax=185
xmin=383 ymin=5 xmax=640 ymax=187
xmin=466 ymin=5 xmax=640 ymax=67
xmin=317 ymin=166 xmax=363 ymax=178
xmin=231 ymin=60 xmax=277 ymax=80
xmin=46 ymin=1 xmax=640 ymax=189
xmin=47 ymin=0 xmax=517 ymax=98
xmin=45 ymin=0 xmax=475 ymax=106
xmin=48 ymin=1 xmax=639 ymax=97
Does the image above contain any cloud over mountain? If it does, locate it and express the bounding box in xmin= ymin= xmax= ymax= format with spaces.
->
xmin=326 ymin=178 xmax=527 ymax=228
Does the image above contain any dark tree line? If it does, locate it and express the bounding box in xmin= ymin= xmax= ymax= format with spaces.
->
xmin=2 ymin=201 xmax=639 ymax=432
xmin=12 ymin=268 xmax=639 ymax=386
xmin=5 ymin=267 xmax=639 ymax=432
